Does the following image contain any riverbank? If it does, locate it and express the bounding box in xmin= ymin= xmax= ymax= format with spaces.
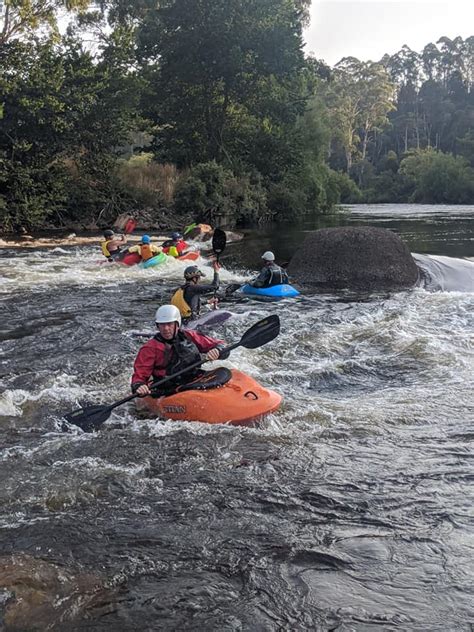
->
xmin=0 ymin=233 xmax=170 ymax=249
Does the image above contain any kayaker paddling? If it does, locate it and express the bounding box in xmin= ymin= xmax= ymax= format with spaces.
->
xmin=63 ymin=314 xmax=281 ymax=431
xmin=171 ymin=261 xmax=220 ymax=324
xmin=161 ymin=232 xmax=190 ymax=258
xmin=100 ymin=228 xmax=128 ymax=261
xmin=132 ymin=305 xmax=229 ymax=397
xmin=224 ymin=250 xmax=291 ymax=297
xmin=250 ymin=251 xmax=289 ymax=288
xmin=127 ymin=234 xmax=162 ymax=262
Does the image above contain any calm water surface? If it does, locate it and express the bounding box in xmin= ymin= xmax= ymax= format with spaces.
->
xmin=0 ymin=204 xmax=473 ymax=630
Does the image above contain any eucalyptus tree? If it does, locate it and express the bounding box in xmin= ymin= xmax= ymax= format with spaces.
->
xmin=0 ymin=0 xmax=89 ymax=45
xmin=327 ymin=58 xmax=396 ymax=174
xmin=421 ymin=43 xmax=441 ymax=82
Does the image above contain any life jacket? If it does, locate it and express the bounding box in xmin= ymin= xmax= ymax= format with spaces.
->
xmin=163 ymin=245 xmax=179 ymax=258
xmin=267 ymin=264 xmax=289 ymax=287
xmin=101 ymin=239 xmax=120 ymax=258
xmin=140 ymin=243 xmax=154 ymax=261
xmin=155 ymin=331 xmax=202 ymax=384
xmin=171 ymin=287 xmax=192 ymax=319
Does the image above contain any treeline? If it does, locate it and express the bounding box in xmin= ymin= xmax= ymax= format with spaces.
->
xmin=0 ymin=1 xmax=473 ymax=232
xmin=327 ymin=39 xmax=474 ymax=204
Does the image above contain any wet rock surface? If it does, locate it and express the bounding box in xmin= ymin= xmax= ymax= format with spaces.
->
xmin=0 ymin=554 xmax=117 ymax=631
xmin=288 ymin=226 xmax=419 ymax=290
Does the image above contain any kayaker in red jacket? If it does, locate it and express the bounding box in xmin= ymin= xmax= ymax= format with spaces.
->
xmin=132 ymin=304 xmax=227 ymax=396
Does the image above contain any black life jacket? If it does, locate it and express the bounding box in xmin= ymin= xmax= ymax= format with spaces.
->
xmin=155 ymin=330 xmax=202 ymax=385
xmin=267 ymin=264 xmax=289 ymax=287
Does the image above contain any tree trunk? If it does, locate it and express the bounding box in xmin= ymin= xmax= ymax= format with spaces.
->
xmin=345 ymin=148 xmax=352 ymax=173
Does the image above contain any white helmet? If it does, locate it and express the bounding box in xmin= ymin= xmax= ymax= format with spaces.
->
xmin=261 ymin=251 xmax=275 ymax=261
xmin=155 ymin=304 xmax=181 ymax=327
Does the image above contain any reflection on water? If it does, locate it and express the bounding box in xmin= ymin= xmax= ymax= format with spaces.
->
xmin=0 ymin=204 xmax=473 ymax=630
xmin=228 ymin=203 xmax=474 ymax=271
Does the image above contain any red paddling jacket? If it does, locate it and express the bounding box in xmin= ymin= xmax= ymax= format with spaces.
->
xmin=131 ymin=329 xmax=224 ymax=392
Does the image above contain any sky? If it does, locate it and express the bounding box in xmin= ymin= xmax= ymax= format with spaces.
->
xmin=304 ymin=1 xmax=474 ymax=66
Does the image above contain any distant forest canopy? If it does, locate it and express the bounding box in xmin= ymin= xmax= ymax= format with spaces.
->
xmin=0 ymin=0 xmax=473 ymax=232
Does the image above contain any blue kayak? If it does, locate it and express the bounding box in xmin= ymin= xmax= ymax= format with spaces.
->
xmin=240 ymin=283 xmax=300 ymax=298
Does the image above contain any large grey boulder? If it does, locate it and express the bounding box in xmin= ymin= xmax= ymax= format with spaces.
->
xmin=288 ymin=226 xmax=419 ymax=290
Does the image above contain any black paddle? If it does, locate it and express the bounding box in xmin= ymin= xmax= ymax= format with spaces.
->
xmin=63 ymin=314 xmax=280 ymax=433
xmin=210 ymin=227 xmax=226 ymax=308
xmin=211 ymin=227 xmax=226 ymax=261
xmin=225 ymin=283 xmax=242 ymax=296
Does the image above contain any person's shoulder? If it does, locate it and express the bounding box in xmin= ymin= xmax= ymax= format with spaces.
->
xmin=183 ymin=328 xmax=198 ymax=338
xmin=139 ymin=336 xmax=161 ymax=351
xmin=183 ymin=328 xmax=207 ymax=342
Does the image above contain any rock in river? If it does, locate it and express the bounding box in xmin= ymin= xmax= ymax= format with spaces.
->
xmin=288 ymin=226 xmax=419 ymax=291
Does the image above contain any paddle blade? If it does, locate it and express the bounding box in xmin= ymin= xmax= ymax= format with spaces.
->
xmin=212 ymin=228 xmax=226 ymax=256
xmin=239 ymin=314 xmax=280 ymax=349
xmin=183 ymin=222 xmax=197 ymax=235
xmin=124 ymin=218 xmax=137 ymax=234
xmin=225 ymin=283 xmax=242 ymax=296
xmin=63 ymin=404 xmax=112 ymax=432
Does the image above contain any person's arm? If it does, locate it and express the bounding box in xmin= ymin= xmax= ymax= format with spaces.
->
xmin=185 ymin=330 xmax=222 ymax=352
xmin=128 ymin=245 xmax=140 ymax=254
xmin=131 ymin=342 xmax=158 ymax=393
xmin=251 ymin=267 xmax=270 ymax=288
xmin=151 ymin=245 xmax=162 ymax=254
xmin=108 ymin=237 xmax=125 ymax=250
xmin=189 ymin=271 xmax=220 ymax=295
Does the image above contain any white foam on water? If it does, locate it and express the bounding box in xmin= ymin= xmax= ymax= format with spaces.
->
xmin=0 ymin=245 xmax=249 ymax=294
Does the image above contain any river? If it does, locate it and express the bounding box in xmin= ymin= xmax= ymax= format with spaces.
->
xmin=0 ymin=204 xmax=473 ymax=630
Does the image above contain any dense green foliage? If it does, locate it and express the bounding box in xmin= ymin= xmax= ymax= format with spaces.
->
xmin=0 ymin=0 xmax=472 ymax=231
xmin=326 ymin=37 xmax=474 ymax=204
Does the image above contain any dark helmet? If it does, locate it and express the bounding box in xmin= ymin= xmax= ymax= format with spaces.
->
xmin=171 ymin=231 xmax=183 ymax=240
xmin=184 ymin=265 xmax=205 ymax=280
xmin=103 ymin=229 xmax=114 ymax=238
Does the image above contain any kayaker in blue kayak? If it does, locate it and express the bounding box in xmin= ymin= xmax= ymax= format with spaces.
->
xmin=127 ymin=234 xmax=162 ymax=262
xmin=132 ymin=305 xmax=228 ymax=397
xmin=250 ymin=251 xmax=289 ymax=288
xmin=171 ymin=261 xmax=221 ymax=323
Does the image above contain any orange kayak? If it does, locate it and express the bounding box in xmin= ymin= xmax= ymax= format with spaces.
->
xmin=135 ymin=369 xmax=282 ymax=426
xmin=178 ymin=251 xmax=199 ymax=261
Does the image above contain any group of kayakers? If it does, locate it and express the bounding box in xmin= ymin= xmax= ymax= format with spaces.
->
xmin=100 ymin=229 xmax=192 ymax=263
xmin=100 ymin=226 xmax=289 ymax=398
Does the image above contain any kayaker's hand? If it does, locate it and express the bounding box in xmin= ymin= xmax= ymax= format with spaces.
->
xmin=136 ymin=384 xmax=151 ymax=397
xmin=212 ymin=260 xmax=221 ymax=272
xmin=207 ymin=297 xmax=219 ymax=308
xmin=206 ymin=348 xmax=220 ymax=361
